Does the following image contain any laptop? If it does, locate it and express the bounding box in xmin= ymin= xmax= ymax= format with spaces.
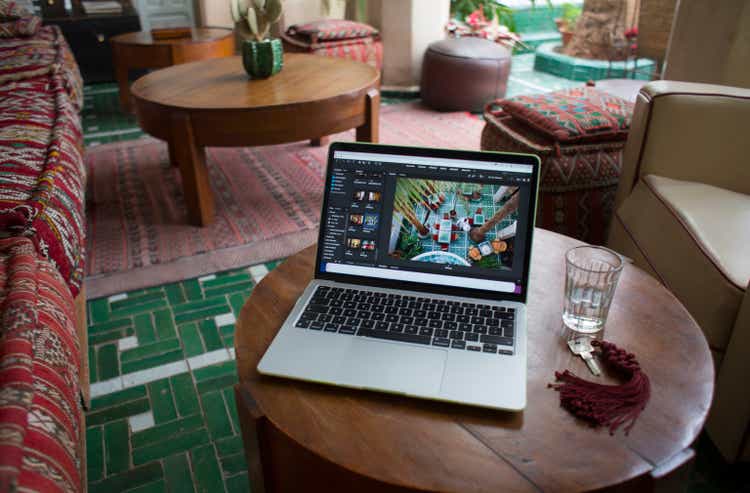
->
xmin=257 ymin=142 xmax=540 ymax=411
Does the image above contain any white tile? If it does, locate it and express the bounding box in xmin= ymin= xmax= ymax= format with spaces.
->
xmin=117 ymin=336 xmax=139 ymax=351
xmin=122 ymin=360 xmax=189 ymax=388
xmin=249 ymin=264 xmax=269 ymax=282
xmin=187 ymin=349 xmax=231 ymax=371
xmin=214 ymin=312 xmax=236 ymax=327
xmin=228 ymin=347 xmax=236 ymax=360
xmin=108 ymin=293 xmax=128 ymax=303
xmin=129 ymin=411 xmax=155 ymax=433
xmin=87 ymin=125 xmax=100 ymax=131
xmin=90 ymin=377 xmax=124 ymax=398
xmin=198 ymin=274 xmax=217 ymax=282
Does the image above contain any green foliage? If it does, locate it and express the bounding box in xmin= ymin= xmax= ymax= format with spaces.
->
xmin=397 ymin=232 xmax=424 ymax=259
xmin=560 ymin=2 xmax=581 ymax=26
xmin=450 ymin=0 xmax=515 ymax=30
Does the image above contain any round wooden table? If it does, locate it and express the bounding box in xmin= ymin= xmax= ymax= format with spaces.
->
xmin=111 ymin=28 xmax=235 ymax=113
xmin=131 ymin=54 xmax=380 ymax=226
xmin=234 ymin=229 xmax=714 ymax=493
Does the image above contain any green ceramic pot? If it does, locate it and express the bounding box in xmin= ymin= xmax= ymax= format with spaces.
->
xmin=242 ymin=38 xmax=283 ymax=79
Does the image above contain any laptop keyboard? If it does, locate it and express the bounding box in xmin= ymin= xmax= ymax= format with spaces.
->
xmin=294 ymin=286 xmax=516 ymax=355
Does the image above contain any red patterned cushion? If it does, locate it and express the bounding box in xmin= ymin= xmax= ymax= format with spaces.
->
xmin=0 ymin=0 xmax=39 ymax=38
xmin=286 ymin=19 xmax=378 ymax=42
xmin=0 ymin=237 xmax=82 ymax=493
xmin=0 ymin=26 xmax=86 ymax=296
xmin=498 ymin=87 xmax=633 ymax=144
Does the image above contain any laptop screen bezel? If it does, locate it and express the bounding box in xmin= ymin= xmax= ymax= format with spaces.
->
xmin=314 ymin=142 xmax=540 ymax=303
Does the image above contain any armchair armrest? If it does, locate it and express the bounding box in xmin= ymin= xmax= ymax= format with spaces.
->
xmin=614 ymin=81 xmax=750 ymax=209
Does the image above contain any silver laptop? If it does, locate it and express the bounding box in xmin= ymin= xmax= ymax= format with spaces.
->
xmin=258 ymin=142 xmax=540 ymax=411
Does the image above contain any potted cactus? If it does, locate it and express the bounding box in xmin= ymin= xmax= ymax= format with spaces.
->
xmin=231 ymin=0 xmax=284 ymax=78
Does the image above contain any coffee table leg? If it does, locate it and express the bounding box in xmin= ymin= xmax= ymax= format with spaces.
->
xmin=235 ymin=384 xmax=269 ymax=493
xmin=112 ymin=46 xmax=132 ymax=113
xmin=356 ymin=88 xmax=380 ymax=143
xmin=171 ymin=113 xmax=215 ymax=226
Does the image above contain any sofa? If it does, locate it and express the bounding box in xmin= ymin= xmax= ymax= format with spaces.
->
xmin=1 ymin=1 xmax=88 ymax=490
xmin=607 ymin=81 xmax=750 ymax=463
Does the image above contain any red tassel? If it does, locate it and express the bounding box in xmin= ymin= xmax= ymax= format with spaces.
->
xmin=548 ymin=340 xmax=651 ymax=435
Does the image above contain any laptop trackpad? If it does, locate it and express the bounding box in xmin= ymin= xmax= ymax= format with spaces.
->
xmin=337 ymin=339 xmax=446 ymax=396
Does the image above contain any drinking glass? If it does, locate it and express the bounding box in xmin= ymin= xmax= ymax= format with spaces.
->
xmin=562 ymin=246 xmax=623 ymax=335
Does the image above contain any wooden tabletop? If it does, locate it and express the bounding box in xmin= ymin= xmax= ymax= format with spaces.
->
xmin=235 ymin=228 xmax=714 ymax=492
xmin=130 ymin=54 xmax=380 ymax=111
xmin=110 ymin=27 xmax=234 ymax=46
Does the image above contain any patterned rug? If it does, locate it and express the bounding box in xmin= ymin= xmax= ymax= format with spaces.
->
xmin=85 ymin=102 xmax=484 ymax=298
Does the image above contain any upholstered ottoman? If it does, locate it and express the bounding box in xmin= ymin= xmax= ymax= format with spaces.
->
xmin=282 ymin=19 xmax=383 ymax=70
xmin=481 ymin=87 xmax=633 ymax=244
xmin=421 ymin=37 xmax=511 ymax=112
xmin=0 ymin=237 xmax=82 ymax=493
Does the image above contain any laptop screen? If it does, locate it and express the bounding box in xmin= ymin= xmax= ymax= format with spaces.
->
xmin=316 ymin=143 xmax=539 ymax=302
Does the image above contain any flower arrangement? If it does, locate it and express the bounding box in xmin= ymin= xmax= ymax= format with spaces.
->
xmin=446 ymin=5 xmax=525 ymax=50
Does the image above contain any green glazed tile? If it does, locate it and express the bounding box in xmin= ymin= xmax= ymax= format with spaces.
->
xmin=182 ymin=279 xmax=203 ymax=301
xmin=223 ymin=388 xmax=240 ymax=432
xmin=196 ymin=374 xmax=238 ymax=395
xmin=225 ymin=472 xmax=250 ymax=493
xmin=171 ymin=373 xmax=201 ymax=417
xmin=220 ymin=453 xmax=247 ymax=476
xmin=89 ymin=462 xmax=163 ymax=493
xmin=190 ymin=444 xmax=224 ymax=493
xmin=198 ymin=319 xmax=223 ymax=352
xmin=178 ymin=323 xmax=205 ymax=357
xmin=134 ymin=313 xmax=157 ymax=345
xmin=164 ymin=283 xmax=186 ymax=305
xmin=228 ymin=293 xmax=246 ymax=317
xmin=91 ymin=385 xmax=147 ymax=411
xmin=163 ymin=453 xmax=196 ymax=493
xmin=126 ymin=480 xmax=166 ymax=493
xmin=97 ymin=343 xmax=119 ymax=380
xmin=112 ymin=299 xmax=168 ymax=317
xmin=174 ymin=305 xmax=230 ymax=325
xmin=121 ymin=349 xmax=184 ymax=374
xmin=202 ymin=273 xmax=251 ymax=289
xmin=89 ymin=346 xmax=98 ymax=383
xmin=154 ymin=309 xmax=176 ymax=340
xmin=194 ymin=361 xmax=235 ymax=382
xmin=204 ymin=281 xmax=254 ymax=298
xmin=89 ymin=317 xmax=131 ymax=334
xmin=87 ymin=398 xmax=150 ymax=426
xmin=148 ymin=379 xmax=178 ymax=423
xmin=201 ymin=391 xmax=233 ymax=440
xmin=121 ymin=338 xmax=181 ymax=364
xmin=219 ymin=324 xmax=234 ymax=337
xmin=110 ymin=291 xmax=165 ymax=311
xmin=172 ymin=297 xmax=227 ymax=315
xmin=215 ymin=435 xmax=243 ymax=458
xmin=132 ymin=414 xmax=204 ymax=449
xmin=223 ymin=335 xmax=235 ymax=349
xmin=86 ymin=426 xmax=104 ymax=482
xmin=90 ymin=298 xmax=110 ymax=324
xmin=90 ymin=326 xmax=133 ymax=346
xmin=104 ymin=420 xmax=130 ymax=475
xmin=133 ymin=429 xmax=210 ymax=466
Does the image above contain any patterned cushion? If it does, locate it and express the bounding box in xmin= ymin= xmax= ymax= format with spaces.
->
xmin=498 ymin=87 xmax=633 ymax=144
xmin=0 ymin=237 xmax=82 ymax=493
xmin=0 ymin=0 xmax=39 ymax=38
xmin=0 ymin=26 xmax=86 ymax=296
xmin=286 ymin=19 xmax=378 ymax=42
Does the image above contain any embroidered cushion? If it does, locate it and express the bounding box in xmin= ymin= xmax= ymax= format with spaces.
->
xmin=499 ymin=87 xmax=633 ymax=144
xmin=0 ymin=0 xmax=40 ymax=38
xmin=0 ymin=237 xmax=82 ymax=493
xmin=286 ymin=19 xmax=378 ymax=43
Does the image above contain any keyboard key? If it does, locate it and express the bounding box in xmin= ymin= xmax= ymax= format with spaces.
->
xmin=498 ymin=349 xmax=513 ymax=356
xmin=501 ymin=321 xmax=514 ymax=330
xmin=371 ymin=313 xmax=385 ymax=321
xmin=310 ymin=321 xmax=324 ymax=330
xmin=386 ymin=314 xmax=400 ymax=323
xmin=449 ymin=331 xmax=463 ymax=340
xmin=489 ymin=327 xmax=502 ymax=336
xmin=390 ymin=324 xmax=405 ymax=333
xmin=361 ymin=319 xmax=375 ymax=329
xmin=456 ymin=315 xmax=470 ymax=323
xmin=483 ymin=344 xmax=498 ymax=354
xmin=451 ymin=340 xmax=466 ymax=350
xmin=471 ymin=316 xmax=484 ymax=325
xmin=479 ymin=309 xmax=493 ymax=317
xmin=357 ymin=328 xmax=431 ymax=346
xmin=419 ymin=328 xmax=434 ymax=337
xmin=444 ymin=322 xmax=458 ymax=331
xmin=428 ymin=320 xmax=443 ymax=329
xmin=404 ymin=326 xmax=419 ymax=335
xmin=480 ymin=335 xmax=514 ymax=346
xmin=399 ymin=316 xmax=414 ymax=325
xmin=459 ymin=323 xmax=472 ymax=332
xmin=432 ymin=337 xmax=450 ymax=347
xmin=324 ymin=323 xmax=339 ymax=332
xmin=376 ymin=322 xmax=390 ymax=331
xmin=467 ymin=345 xmax=481 ymax=352
xmin=308 ymin=304 xmax=328 ymax=314
xmin=295 ymin=320 xmax=310 ymax=328
xmin=485 ymin=318 xmax=499 ymax=327
xmin=465 ymin=332 xmax=479 ymax=342
xmin=503 ymin=326 xmax=515 ymax=338
xmin=435 ymin=329 xmax=449 ymax=338
xmin=472 ymin=326 xmax=488 ymax=334
xmin=339 ymin=326 xmax=357 ymax=335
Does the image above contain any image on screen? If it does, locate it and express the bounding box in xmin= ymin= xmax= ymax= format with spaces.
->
xmin=387 ymin=178 xmax=519 ymax=270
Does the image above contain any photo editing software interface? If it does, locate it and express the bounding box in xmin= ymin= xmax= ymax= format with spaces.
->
xmin=319 ymin=150 xmax=535 ymax=295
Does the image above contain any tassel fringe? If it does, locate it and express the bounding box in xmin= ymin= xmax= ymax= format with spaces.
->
xmin=549 ymin=340 xmax=651 ymax=435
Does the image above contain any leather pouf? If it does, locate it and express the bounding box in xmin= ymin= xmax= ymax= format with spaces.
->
xmin=421 ymin=37 xmax=511 ymax=112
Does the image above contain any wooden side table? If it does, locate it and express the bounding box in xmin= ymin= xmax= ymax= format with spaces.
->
xmin=111 ymin=28 xmax=234 ymax=112
xmin=233 ymin=229 xmax=714 ymax=492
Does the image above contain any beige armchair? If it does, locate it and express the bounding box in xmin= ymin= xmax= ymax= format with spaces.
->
xmin=607 ymin=81 xmax=750 ymax=462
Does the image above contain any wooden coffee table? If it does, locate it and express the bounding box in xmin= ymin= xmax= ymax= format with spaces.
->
xmin=234 ymin=229 xmax=714 ymax=492
xmin=131 ymin=54 xmax=380 ymax=226
xmin=111 ymin=28 xmax=235 ymax=112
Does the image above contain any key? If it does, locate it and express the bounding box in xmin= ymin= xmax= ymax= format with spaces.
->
xmin=357 ymin=328 xmax=431 ymax=345
xmin=568 ymin=337 xmax=601 ymax=376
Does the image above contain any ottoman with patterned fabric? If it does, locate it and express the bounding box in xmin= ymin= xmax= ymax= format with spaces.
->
xmin=481 ymin=87 xmax=633 ymax=244
xmin=0 ymin=237 xmax=82 ymax=493
xmin=0 ymin=21 xmax=85 ymax=296
xmin=281 ymin=19 xmax=383 ymax=70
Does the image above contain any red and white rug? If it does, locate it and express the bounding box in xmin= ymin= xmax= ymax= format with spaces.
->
xmin=85 ymin=103 xmax=484 ymax=297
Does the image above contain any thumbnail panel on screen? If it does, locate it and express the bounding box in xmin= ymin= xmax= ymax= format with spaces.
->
xmin=387 ymin=178 xmax=519 ymax=270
